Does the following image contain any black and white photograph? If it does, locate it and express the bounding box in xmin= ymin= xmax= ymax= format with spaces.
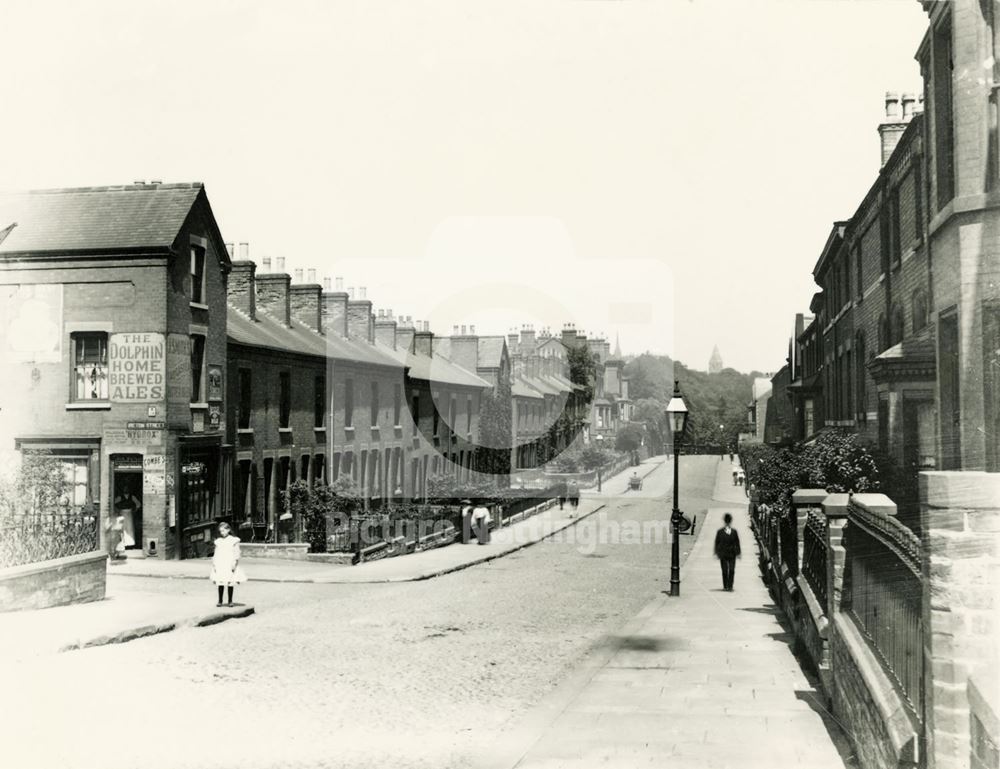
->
xmin=0 ymin=1 xmax=998 ymax=768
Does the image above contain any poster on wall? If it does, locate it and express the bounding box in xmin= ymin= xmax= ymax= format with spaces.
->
xmin=109 ymin=333 xmax=165 ymax=402
xmin=207 ymin=364 xmax=223 ymax=402
xmin=208 ymin=404 xmax=221 ymax=429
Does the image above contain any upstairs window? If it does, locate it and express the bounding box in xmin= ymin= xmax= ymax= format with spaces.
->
xmin=344 ymin=379 xmax=354 ymax=429
xmin=394 ymin=384 xmax=402 ymax=427
xmin=190 ymin=246 xmax=206 ymax=305
xmin=190 ymin=334 xmax=206 ymax=403
xmin=888 ymin=188 xmax=902 ymax=268
xmin=314 ymin=375 xmax=325 ymax=428
xmin=238 ymin=368 xmax=252 ymax=429
xmin=279 ymin=371 xmax=291 ymax=428
xmin=912 ymin=291 xmax=929 ymax=333
xmin=370 ymin=382 xmax=379 ymax=427
xmin=466 ymin=396 xmax=472 ymax=433
xmin=855 ymin=244 xmax=864 ymax=300
xmin=72 ymin=332 xmax=108 ymax=401
xmin=933 ymin=18 xmax=955 ymax=209
xmin=412 ymin=395 xmax=420 ymax=436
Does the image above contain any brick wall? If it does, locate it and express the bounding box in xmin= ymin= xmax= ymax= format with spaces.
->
xmin=0 ymin=552 xmax=107 ymax=612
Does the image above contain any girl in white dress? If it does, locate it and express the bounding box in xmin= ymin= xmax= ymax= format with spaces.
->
xmin=210 ymin=522 xmax=247 ymax=606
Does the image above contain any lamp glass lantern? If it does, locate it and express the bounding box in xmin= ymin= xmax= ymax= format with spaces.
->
xmin=665 ymin=384 xmax=688 ymax=436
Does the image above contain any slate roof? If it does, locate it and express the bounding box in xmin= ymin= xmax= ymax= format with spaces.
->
xmin=227 ymin=305 xmax=400 ymax=368
xmin=512 ymin=377 xmax=544 ymax=399
xmin=477 ymin=336 xmax=506 ymax=368
xmin=0 ymin=183 xmax=206 ymax=255
xmin=374 ymin=341 xmax=491 ymax=389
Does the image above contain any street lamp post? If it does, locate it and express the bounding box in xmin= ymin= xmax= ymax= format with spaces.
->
xmin=666 ymin=380 xmax=689 ymax=597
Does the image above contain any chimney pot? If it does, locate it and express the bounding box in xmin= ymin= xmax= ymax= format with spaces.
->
xmin=307 ymin=268 xmax=317 ymax=283
xmin=276 ymin=257 xmax=286 ymax=272
xmin=262 ymin=256 xmax=272 ymax=271
xmin=453 ymin=325 xmax=459 ymax=334
xmin=239 ymin=242 xmax=249 ymax=260
xmin=294 ymin=268 xmax=304 ymax=283
xmin=360 ymin=287 xmax=367 ymax=300
xmin=470 ymin=324 xmax=475 ymax=334
xmin=323 ymin=277 xmax=332 ymax=290
xmin=335 ymin=277 xmax=344 ymax=291
xmin=884 ymin=91 xmax=901 ymax=121
xmin=225 ymin=243 xmax=235 ymax=259
xmin=461 ymin=324 xmax=467 ymax=335
xmin=348 ymin=287 xmax=355 ymax=299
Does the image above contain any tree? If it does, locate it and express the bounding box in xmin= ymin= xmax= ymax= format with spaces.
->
xmin=615 ymin=423 xmax=644 ymax=452
xmin=476 ymin=377 xmax=513 ymax=480
xmin=567 ymin=344 xmax=598 ymax=404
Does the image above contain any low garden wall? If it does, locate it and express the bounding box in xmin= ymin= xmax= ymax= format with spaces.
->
xmin=0 ymin=550 xmax=107 ymax=612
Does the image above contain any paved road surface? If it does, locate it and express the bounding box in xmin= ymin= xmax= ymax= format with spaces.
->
xmin=0 ymin=457 xmax=743 ymax=769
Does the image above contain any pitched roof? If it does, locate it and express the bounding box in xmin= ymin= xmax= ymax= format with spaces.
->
xmin=374 ymin=341 xmax=490 ymax=389
xmin=227 ymin=305 xmax=399 ymax=368
xmin=477 ymin=336 xmax=506 ymax=368
xmin=0 ymin=183 xmax=207 ymax=255
xmin=512 ymin=377 xmax=544 ymax=400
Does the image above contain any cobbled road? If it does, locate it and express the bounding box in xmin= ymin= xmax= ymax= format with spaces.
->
xmin=1 ymin=456 xmax=722 ymax=769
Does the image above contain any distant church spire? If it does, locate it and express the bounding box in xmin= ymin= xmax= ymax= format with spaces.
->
xmin=709 ymin=345 xmax=723 ymax=374
xmin=613 ymin=332 xmax=623 ymax=359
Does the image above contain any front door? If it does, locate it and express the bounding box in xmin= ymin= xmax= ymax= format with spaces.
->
xmin=177 ymin=445 xmax=220 ymax=558
xmin=112 ymin=455 xmax=143 ymax=552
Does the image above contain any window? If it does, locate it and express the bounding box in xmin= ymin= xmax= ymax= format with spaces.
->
xmin=804 ymin=399 xmax=815 ymax=437
xmin=72 ymin=332 xmax=108 ymax=401
xmin=855 ymin=333 xmax=867 ymax=425
xmin=888 ymin=189 xmax=901 ymax=267
xmin=912 ymin=291 xmax=929 ymax=333
xmin=61 ymin=456 xmax=90 ymax=508
xmin=933 ymin=18 xmax=955 ymax=209
xmin=393 ymin=384 xmax=402 ymax=427
xmin=190 ymin=246 xmax=206 ymax=305
xmin=877 ymin=314 xmax=888 ymax=352
xmin=855 ymin=244 xmax=864 ymax=300
xmin=344 ymin=379 xmax=354 ymax=429
xmin=890 ymin=307 xmax=905 ymax=347
xmin=466 ymin=396 xmax=472 ymax=433
xmin=449 ymin=396 xmax=456 ymax=434
xmin=314 ymin=375 xmax=325 ymax=428
xmin=432 ymin=401 xmax=439 ymax=436
xmin=412 ymin=395 xmax=420 ymax=436
xmin=914 ymin=164 xmax=923 ymax=238
xmin=279 ymin=371 xmax=291 ymax=428
xmin=190 ymin=334 xmax=206 ymax=402
xmin=370 ymin=382 xmax=379 ymax=428
xmin=238 ymin=368 xmax=252 ymax=429
xmin=939 ymin=310 xmax=961 ymax=470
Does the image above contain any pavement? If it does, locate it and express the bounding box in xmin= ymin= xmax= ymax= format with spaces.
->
xmin=0 ymin=583 xmax=253 ymax=661
xmin=108 ymin=457 xmax=660 ymax=585
xmin=479 ymin=457 xmax=853 ymax=769
xmin=0 ymin=458 xmax=659 ymax=660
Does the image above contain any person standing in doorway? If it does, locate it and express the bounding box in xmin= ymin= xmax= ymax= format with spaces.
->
xmin=114 ymin=481 xmax=141 ymax=549
xmin=714 ymin=513 xmax=741 ymax=591
xmin=210 ymin=521 xmax=247 ymax=606
xmin=567 ymin=481 xmax=580 ymax=514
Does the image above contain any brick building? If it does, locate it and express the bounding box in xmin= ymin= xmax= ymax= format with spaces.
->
xmin=0 ymin=183 xmax=232 ymax=560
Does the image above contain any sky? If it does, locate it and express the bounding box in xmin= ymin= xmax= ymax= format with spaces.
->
xmin=1 ymin=0 xmax=928 ymax=374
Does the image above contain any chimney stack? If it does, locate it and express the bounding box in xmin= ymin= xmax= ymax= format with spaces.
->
xmin=451 ymin=326 xmax=479 ymax=374
xmin=374 ymin=312 xmax=397 ymax=349
xmin=520 ymin=324 xmax=537 ymax=355
xmin=396 ymin=315 xmax=416 ymax=352
xmin=878 ymin=90 xmax=910 ymax=168
xmin=256 ymin=273 xmax=292 ymax=326
xmin=413 ymin=323 xmax=434 ymax=357
xmin=347 ymin=297 xmax=374 ymax=342
xmin=228 ymin=260 xmax=256 ymax=320
xmin=291 ymin=284 xmax=323 ymax=332
xmin=321 ymin=288 xmax=349 ymax=337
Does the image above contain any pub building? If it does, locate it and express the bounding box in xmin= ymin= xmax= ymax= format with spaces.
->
xmin=0 ymin=182 xmax=232 ymax=559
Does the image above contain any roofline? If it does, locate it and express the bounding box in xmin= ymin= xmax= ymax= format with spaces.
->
xmin=0 ymin=245 xmax=173 ymax=260
xmin=812 ymin=221 xmax=848 ymax=279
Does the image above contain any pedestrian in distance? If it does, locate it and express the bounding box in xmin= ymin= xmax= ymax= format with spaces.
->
xmin=556 ymin=480 xmax=567 ymax=511
xmin=732 ymin=468 xmax=739 ymax=486
xmin=567 ymin=480 xmax=580 ymax=514
xmin=714 ymin=513 xmax=741 ymax=592
xmin=472 ymin=501 xmax=491 ymax=545
xmin=210 ymin=521 xmax=247 ymax=607
xmin=460 ymin=499 xmax=474 ymax=544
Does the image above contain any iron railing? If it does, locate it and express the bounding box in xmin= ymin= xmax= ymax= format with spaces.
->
xmin=779 ymin=509 xmax=799 ymax=576
xmin=842 ymin=501 xmax=924 ymax=719
xmin=801 ymin=510 xmax=828 ymax=609
xmin=0 ymin=512 xmax=101 ymax=568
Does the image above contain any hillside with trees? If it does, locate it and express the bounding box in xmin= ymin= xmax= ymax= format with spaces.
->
xmin=623 ymin=353 xmax=761 ymax=453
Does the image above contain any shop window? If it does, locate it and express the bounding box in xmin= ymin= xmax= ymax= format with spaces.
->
xmin=190 ymin=334 xmax=206 ymax=402
xmin=190 ymin=246 xmax=206 ymax=305
xmin=72 ymin=332 xmax=108 ymax=401
xmin=279 ymin=371 xmax=291 ymax=428
xmin=238 ymin=368 xmax=252 ymax=429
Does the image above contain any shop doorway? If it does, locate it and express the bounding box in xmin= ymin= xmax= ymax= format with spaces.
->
xmin=112 ymin=455 xmax=144 ymax=553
